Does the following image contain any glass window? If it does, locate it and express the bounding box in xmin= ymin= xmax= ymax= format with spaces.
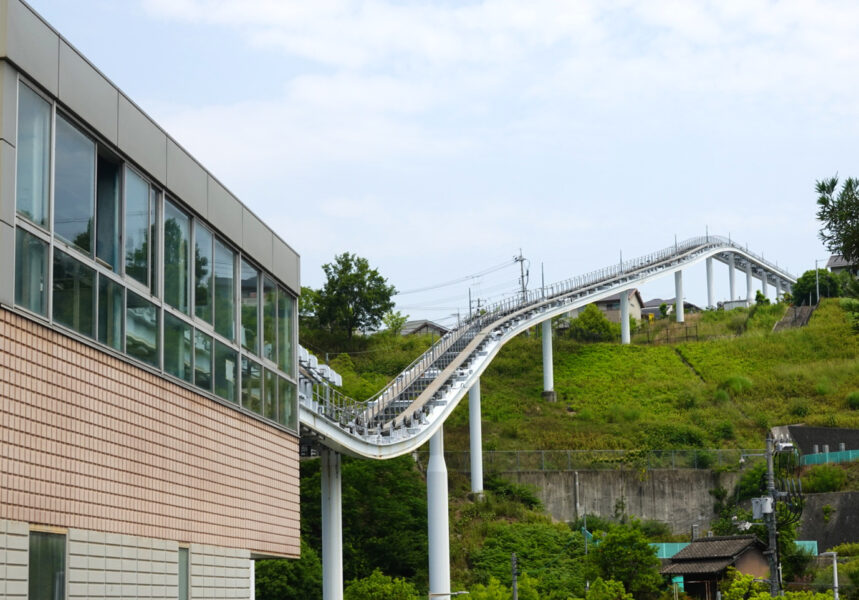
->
xmin=96 ymin=155 xmax=121 ymax=272
xmin=214 ymin=239 xmax=235 ymax=341
xmin=194 ymin=331 xmax=213 ymax=392
xmin=194 ymin=223 xmax=213 ymax=324
xmin=262 ymin=276 xmax=277 ymax=362
xmin=163 ymin=199 xmax=190 ymax=314
xmin=264 ymin=369 xmax=277 ymax=421
xmin=98 ymin=275 xmax=124 ymax=350
xmin=277 ymin=288 xmax=295 ymax=376
xmin=124 ymin=167 xmax=151 ymax=287
xmin=149 ymin=187 xmax=159 ymax=296
xmin=214 ymin=340 xmax=237 ymax=402
xmin=242 ymin=357 xmax=262 ymax=415
xmin=15 ymin=83 xmax=51 ymax=228
xmin=53 ymin=249 xmax=95 ymax=338
xmin=29 ymin=531 xmax=66 ymax=600
xmin=164 ymin=312 xmax=192 ymax=383
xmin=14 ymin=227 xmax=47 ymax=316
xmin=126 ymin=290 xmax=159 ymax=367
xmin=55 ymin=114 xmax=95 ymax=254
xmin=278 ymin=376 xmax=297 ymax=430
xmin=240 ymin=259 xmax=259 ymax=354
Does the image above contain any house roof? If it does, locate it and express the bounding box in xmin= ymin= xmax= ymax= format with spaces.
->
xmin=660 ymin=536 xmax=764 ymax=576
xmin=827 ymin=255 xmax=855 ymax=269
xmin=784 ymin=425 xmax=859 ymax=455
xmin=400 ymin=319 xmax=450 ymax=336
xmin=594 ymin=289 xmax=644 ymax=307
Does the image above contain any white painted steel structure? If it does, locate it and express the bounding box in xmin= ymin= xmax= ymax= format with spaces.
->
xmin=298 ymin=235 xmax=795 ymax=460
xmin=298 ymin=235 xmax=796 ymax=600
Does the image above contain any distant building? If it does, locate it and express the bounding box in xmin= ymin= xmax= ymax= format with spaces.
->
xmin=642 ymin=297 xmax=703 ymax=318
xmin=593 ymin=289 xmax=644 ymax=323
xmin=771 ymin=425 xmax=859 ymax=456
xmin=827 ymin=255 xmax=858 ymax=276
xmin=401 ymin=319 xmax=450 ymax=337
xmin=661 ymin=536 xmax=768 ymax=600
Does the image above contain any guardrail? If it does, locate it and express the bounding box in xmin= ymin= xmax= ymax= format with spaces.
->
xmin=413 ymin=449 xmax=766 ymax=471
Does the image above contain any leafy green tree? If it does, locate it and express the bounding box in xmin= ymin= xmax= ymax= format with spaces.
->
xmin=817 ymin=176 xmax=859 ymax=263
xmin=382 ymin=310 xmax=409 ymax=336
xmin=659 ymin=303 xmax=669 ymax=319
xmin=315 ymin=253 xmax=396 ymax=340
xmin=568 ymin=304 xmax=620 ymax=342
xmin=755 ymin=290 xmax=770 ymax=306
xmin=344 ymin=569 xmax=421 ymax=600
xmin=588 ymin=577 xmax=634 ymax=600
xmin=301 ymin=455 xmax=428 ymax=584
xmin=589 ymin=525 xmax=661 ymax=600
xmin=791 ymin=269 xmax=840 ymax=305
xmin=299 ymin=285 xmax=320 ymax=329
xmin=467 ymin=574 xmax=540 ymax=600
xmin=255 ymin=538 xmax=322 ymax=600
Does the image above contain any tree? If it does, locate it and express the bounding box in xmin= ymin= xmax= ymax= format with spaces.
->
xmin=315 ymin=253 xmax=396 ymax=340
xmin=817 ymin=176 xmax=859 ymax=263
xmin=588 ymin=577 xmax=634 ymax=600
xmin=255 ymin=538 xmax=323 ymax=600
xmin=344 ymin=569 xmax=420 ymax=600
xmin=467 ymin=574 xmax=540 ymax=600
xmin=791 ymin=269 xmax=840 ymax=305
xmin=755 ymin=290 xmax=770 ymax=306
xmin=589 ymin=525 xmax=662 ymax=600
xmin=568 ymin=304 xmax=620 ymax=342
xmin=382 ymin=310 xmax=409 ymax=336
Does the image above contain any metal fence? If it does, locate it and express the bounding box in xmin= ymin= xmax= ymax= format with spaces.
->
xmin=801 ymin=449 xmax=859 ymax=466
xmin=414 ymin=449 xmax=765 ymax=471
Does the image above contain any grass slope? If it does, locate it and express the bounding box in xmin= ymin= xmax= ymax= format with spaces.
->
xmin=442 ymin=299 xmax=859 ymax=451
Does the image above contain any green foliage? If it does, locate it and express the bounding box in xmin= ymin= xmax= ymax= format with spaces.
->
xmin=822 ymin=504 xmax=834 ymax=523
xmin=382 ymin=310 xmax=408 ymax=336
xmin=568 ymin=304 xmax=620 ymax=342
xmin=755 ymin=290 xmax=771 ymax=306
xmin=589 ymin=525 xmax=662 ymax=600
xmin=659 ymin=303 xmax=669 ymax=319
xmin=313 ymin=252 xmax=396 ymax=340
xmin=344 ymin=569 xmax=421 ymax=600
xmin=301 ymin=455 xmax=428 ymax=584
xmin=848 ymin=392 xmax=859 ymax=410
xmin=467 ymin=574 xmax=540 ymax=600
xmin=255 ymin=538 xmax=322 ymax=600
xmin=817 ymin=175 xmax=859 ymax=264
xmin=718 ymin=376 xmax=753 ymax=398
xmin=790 ymin=399 xmax=811 ymax=417
xmin=484 ymin=473 xmax=542 ymax=510
xmin=715 ymin=421 xmax=735 ymax=440
xmin=828 ymin=542 xmax=859 ymax=556
xmin=721 ymin=568 xmax=831 ymax=600
xmin=792 ymin=269 xmax=841 ymax=305
xmin=588 ymin=577 xmax=634 ymax=600
xmin=802 ymin=464 xmax=847 ymax=493
xmin=470 ymin=521 xmax=585 ymax=600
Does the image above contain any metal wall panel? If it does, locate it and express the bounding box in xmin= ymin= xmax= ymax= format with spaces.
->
xmin=207 ymin=175 xmax=242 ymax=243
xmin=166 ymin=138 xmax=207 ymax=218
xmin=117 ymin=94 xmax=167 ymax=184
xmin=58 ymin=41 xmax=118 ymax=144
xmin=0 ymin=220 xmax=12 ymax=307
xmin=242 ymin=207 xmax=273 ymax=271
xmin=272 ymin=236 xmax=300 ymax=294
xmin=1 ymin=0 xmax=60 ymax=96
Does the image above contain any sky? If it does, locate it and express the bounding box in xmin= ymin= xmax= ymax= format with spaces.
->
xmin=27 ymin=0 xmax=852 ymax=327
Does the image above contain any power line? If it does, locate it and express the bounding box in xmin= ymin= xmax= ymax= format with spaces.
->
xmin=393 ymin=259 xmax=515 ymax=296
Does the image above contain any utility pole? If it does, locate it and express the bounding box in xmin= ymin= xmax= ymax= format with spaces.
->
xmin=514 ymin=250 xmax=528 ymax=303
xmin=511 ymin=553 xmax=519 ymax=600
xmin=765 ymin=433 xmax=780 ymax=597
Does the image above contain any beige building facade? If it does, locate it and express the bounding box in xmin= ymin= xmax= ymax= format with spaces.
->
xmin=0 ymin=1 xmax=301 ymax=597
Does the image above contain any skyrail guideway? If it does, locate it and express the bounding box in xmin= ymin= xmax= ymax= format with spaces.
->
xmin=298 ymin=234 xmax=796 ymax=459
xmin=298 ymin=233 xmax=797 ymax=600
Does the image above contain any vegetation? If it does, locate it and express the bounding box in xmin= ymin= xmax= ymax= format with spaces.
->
xmin=792 ymin=269 xmax=841 ymax=305
xmin=302 ymin=252 xmax=396 ymax=341
xmin=817 ymin=175 xmax=859 ymax=264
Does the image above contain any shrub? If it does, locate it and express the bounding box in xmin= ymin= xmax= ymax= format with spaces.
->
xmin=828 ymin=542 xmax=859 ymax=557
xmin=715 ymin=421 xmax=735 ymax=441
xmin=802 ymin=464 xmax=847 ymax=493
xmin=712 ymin=389 xmax=730 ymax=404
xmin=718 ymin=376 xmax=753 ymax=398
xmin=846 ymin=391 xmax=859 ymax=410
xmin=790 ymin=399 xmax=810 ymax=417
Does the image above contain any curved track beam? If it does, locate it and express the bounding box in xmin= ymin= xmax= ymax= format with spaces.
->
xmin=299 ymin=235 xmax=795 ymax=459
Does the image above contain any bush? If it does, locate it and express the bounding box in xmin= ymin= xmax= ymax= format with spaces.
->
xmin=802 ymin=464 xmax=847 ymax=493
xmin=715 ymin=421 xmax=735 ymax=441
xmin=344 ymin=569 xmax=420 ymax=600
xmin=790 ymin=399 xmax=810 ymax=417
xmin=718 ymin=376 xmax=753 ymax=398
xmin=846 ymin=391 xmax=859 ymax=410
xmin=712 ymin=389 xmax=730 ymax=404
xmin=568 ymin=304 xmax=620 ymax=342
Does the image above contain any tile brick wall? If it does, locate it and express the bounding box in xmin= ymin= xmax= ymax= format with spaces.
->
xmin=0 ymin=308 xmax=300 ymax=558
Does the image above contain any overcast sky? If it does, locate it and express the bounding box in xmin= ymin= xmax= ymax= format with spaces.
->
xmin=28 ymin=0 xmax=851 ymax=326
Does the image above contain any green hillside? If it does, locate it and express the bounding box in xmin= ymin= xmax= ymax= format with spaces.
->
xmin=436 ymin=299 xmax=859 ymax=451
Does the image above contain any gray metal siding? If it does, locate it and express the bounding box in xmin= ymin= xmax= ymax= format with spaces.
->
xmin=58 ymin=40 xmax=118 ymax=144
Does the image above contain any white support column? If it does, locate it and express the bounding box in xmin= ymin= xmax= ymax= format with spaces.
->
xmin=746 ymin=261 xmax=753 ymax=304
xmin=761 ymin=271 xmax=769 ymax=300
xmin=776 ymin=278 xmax=782 ymax=302
xmin=428 ymin=429 xmax=451 ymax=600
xmin=541 ymin=320 xmax=556 ymax=401
xmin=468 ymin=380 xmax=483 ymax=496
xmin=620 ymin=290 xmax=630 ymax=344
xmin=674 ymin=270 xmax=685 ymax=323
xmin=250 ymin=560 xmax=255 ymax=600
xmin=321 ymin=448 xmax=343 ymax=600
xmin=729 ymin=252 xmax=736 ymax=301
xmin=706 ymin=257 xmax=714 ymax=309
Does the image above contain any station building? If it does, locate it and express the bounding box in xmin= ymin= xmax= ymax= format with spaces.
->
xmin=0 ymin=1 xmax=301 ymax=597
